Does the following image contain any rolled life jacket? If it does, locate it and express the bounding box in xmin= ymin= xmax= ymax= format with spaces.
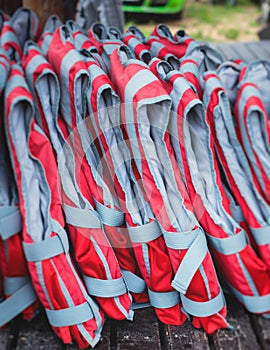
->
xmin=149 ymin=58 xmax=228 ymax=333
xmin=122 ymin=28 xmax=152 ymax=64
xmin=87 ymin=22 xmax=122 ymax=71
xmin=202 ymin=71 xmax=270 ymax=315
xmin=179 ymin=55 xmax=202 ymax=99
xmin=146 ymin=36 xmax=180 ymax=70
xmin=110 ymin=45 xmax=227 ymax=331
xmin=78 ymin=49 xmax=149 ymax=306
xmin=44 ymin=25 xmax=133 ymax=320
xmin=5 ymin=62 xmax=103 ymax=348
xmin=37 ymin=15 xmax=62 ymax=56
xmin=0 ymin=49 xmax=38 ymax=327
xmin=232 ymin=68 xmax=270 ymax=272
xmin=65 ymin=20 xmax=108 ymax=74
xmin=148 ymin=55 xmax=269 ymax=319
xmin=110 ymin=45 xmax=186 ymax=325
xmin=151 ymin=23 xmax=193 ymax=59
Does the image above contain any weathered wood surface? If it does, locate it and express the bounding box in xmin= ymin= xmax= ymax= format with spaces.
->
xmin=211 ymin=295 xmax=261 ymax=350
xmin=211 ymin=41 xmax=270 ymax=62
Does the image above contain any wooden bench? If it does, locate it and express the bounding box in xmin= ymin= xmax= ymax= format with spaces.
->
xmin=1 ymin=40 xmax=269 ymax=350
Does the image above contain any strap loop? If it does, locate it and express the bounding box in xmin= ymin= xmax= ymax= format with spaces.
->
xmin=250 ymin=226 xmax=270 ymax=246
xmin=23 ymin=223 xmax=69 ymax=262
xmin=0 ymin=206 xmax=22 ymax=240
xmin=127 ymin=220 xmax=162 ymax=243
xmin=63 ymin=204 xmax=101 ymax=229
xmin=94 ymin=200 xmax=125 ymax=227
xmin=163 ymin=227 xmax=200 ymax=249
xmin=181 ymin=290 xmax=225 ymax=317
xmin=171 ymin=228 xmax=208 ymax=294
xmin=83 ymin=275 xmax=127 ymax=298
xmin=0 ymin=282 xmax=37 ymax=327
xmin=148 ymin=288 xmax=180 ymax=309
xmin=206 ymin=229 xmax=248 ymax=255
xmin=46 ymin=301 xmax=94 ymax=327
xmin=229 ymin=284 xmax=270 ymax=314
xmin=121 ymin=269 xmax=146 ymax=294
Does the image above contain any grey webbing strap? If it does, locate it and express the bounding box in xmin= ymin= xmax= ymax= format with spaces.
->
xmin=83 ymin=275 xmax=127 ymax=297
xmin=148 ymin=288 xmax=180 ymax=309
xmin=163 ymin=227 xmax=200 ymax=249
xmin=181 ymin=290 xmax=225 ymax=317
xmin=23 ymin=229 xmax=69 ymax=262
xmin=0 ymin=206 xmax=22 ymax=240
xmin=250 ymin=226 xmax=270 ymax=246
xmin=46 ymin=301 xmax=94 ymax=327
xmin=127 ymin=220 xmax=162 ymax=243
xmin=171 ymin=229 xmax=208 ymax=294
xmin=206 ymin=229 xmax=248 ymax=255
xmin=63 ymin=204 xmax=101 ymax=229
xmin=0 ymin=282 xmax=37 ymax=327
xmin=4 ymin=276 xmax=29 ymax=295
xmin=229 ymin=284 xmax=270 ymax=314
xmin=132 ymin=302 xmax=151 ymax=310
xmin=94 ymin=200 xmax=125 ymax=227
xmin=121 ymin=269 xmax=146 ymax=294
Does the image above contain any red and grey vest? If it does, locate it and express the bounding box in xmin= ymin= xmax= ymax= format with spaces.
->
xmin=45 ymin=26 xmax=134 ymax=320
xmin=5 ymin=63 xmax=104 ymax=348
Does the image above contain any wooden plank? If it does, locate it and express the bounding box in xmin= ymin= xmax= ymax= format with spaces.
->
xmin=211 ymin=294 xmax=260 ymax=350
xmin=115 ymin=307 xmax=161 ymax=349
xmin=164 ymin=321 xmax=210 ymax=349
xmin=248 ymin=41 xmax=270 ymax=60
xmin=0 ymin=325 xmax=13 ymax=350
xmin=249 ymin=314 xmax=270 ymax=350
xmin=16 ymin=311 xmax=63 ymax=350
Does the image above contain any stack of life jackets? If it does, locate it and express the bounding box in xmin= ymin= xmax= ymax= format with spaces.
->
xmin=0 ymin=8 xmax=269 ymax=349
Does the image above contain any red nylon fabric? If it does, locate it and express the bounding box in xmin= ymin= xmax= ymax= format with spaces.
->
xmin=151 ymin=24 xmax=193 ymax=59
xmin=45 ymin=26 xmax=133 ymax=319
xmin=5 ymin=64 xmax=104 ymax=348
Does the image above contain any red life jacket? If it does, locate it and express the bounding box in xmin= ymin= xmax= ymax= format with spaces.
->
xmin=110 ymin=45 xmax=186 ymax=325
xmin=123 ymin=29 xmax=151 ymax=64
xmin=5 ymin=63 xmax=104 ymax=348
xmin=202 ymin=71 xmax=270 ymax=315
xmin=0 ymin=53 xmax=38 ymax=327
xmin=149 ymin=58 xmax=228 ymax=334
xmin=151 ymin=24 xmax=193 ymax=59
xmin=233 ymin=73 xmax=270 ymax=272
xmin=45 ymin=25 xmax=134 ymax=320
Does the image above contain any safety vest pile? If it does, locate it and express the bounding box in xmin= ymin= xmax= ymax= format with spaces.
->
xmin=0 ymin=8 xmax=269 ymax=349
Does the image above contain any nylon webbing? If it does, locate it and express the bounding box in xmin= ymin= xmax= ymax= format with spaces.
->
xmin=229 ymin=284 xmax=270 ymax=314
xmin=181 ymin=290 xmax=225 ymax=317
xmin=121 ymin=269 xmax=146 ymax=294
xmin=46 ymin=301 xmax=94 ymax=327
xmin=148 ymin=288 xmax=180 ymax=309
xmin=206 ymin=229 xmax=248 ymax=255
xmin=250 ymin=226 xmax=270 ymax=246
xmin=83 ymin=275 xmax=127 ymax=297
xmin=0 ymin=206 xmax=22 ymax=240
xmin=0 ymin=282 xmax=37 ymax=327
xmin=94 ymin=200 xmax=125 ymax=227
xmin=63 ymin=204 xmax=101 ymax=229
xmin=127 ymin=220 xmax=162 ymax=243
xmin=171 ymin=229 xmax=208 ymax=294
xmin=3 ymin=276 xmax=29 ymax=295
xmin=23 ymin=232 xmax=69 ymax=262
xmin=163 ymin=227 xmax=200 ymax=249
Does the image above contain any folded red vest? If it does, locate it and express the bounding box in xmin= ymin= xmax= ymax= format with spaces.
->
xmin=5 ymin=63 xmax=104 ymax=348
xmin=233 ymin=73 xmax=270 ymax=272
xmin=110 ymin=45 xmax=186 ymax=325
xmin=80 ymin=50 xmax=149 ymax=306
xmin=149 ymin=58 xmax=228 ymax=334
xmin=123 ymin=28 xmax=151 ymax=64
xmin=202 ymin=71 xmax=270 ymax=315
xmin=151 ymin=24 xmax=193 ymax=58
xmin=0 ymin=55 xmax=38 ymax=327
xmin=44 ymin=26 xmax=133 ymax=320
